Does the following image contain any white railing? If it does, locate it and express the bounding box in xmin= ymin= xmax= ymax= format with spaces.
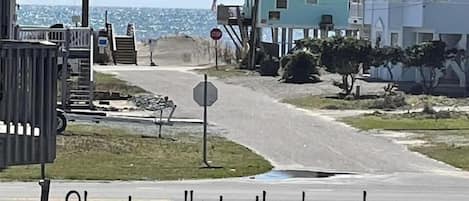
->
xmin=349 ymin=2 xmax=363 ymax=18
xmin=16 ymin=26 xmax=92 ymax=49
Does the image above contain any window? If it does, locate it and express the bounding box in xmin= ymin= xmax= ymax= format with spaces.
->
xmin=391 ymin=33 xmax=399 ymax=47
xmin=306 ymin=0 xmax=318 ymax=4
xmin=269 ymin=11 xmax=281 ymax=21
xmin=276 ymin=0 xmax=287 ymax=9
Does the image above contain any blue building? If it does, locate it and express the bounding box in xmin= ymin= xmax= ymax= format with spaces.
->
xmin=217 ymin=0 xmax=353 ymax=68
xmin=252 ymin=0 xmax=350 ymax=29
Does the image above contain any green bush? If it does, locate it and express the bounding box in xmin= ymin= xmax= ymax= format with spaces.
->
xmin=280 ymin=50 xmax=320 ymax=83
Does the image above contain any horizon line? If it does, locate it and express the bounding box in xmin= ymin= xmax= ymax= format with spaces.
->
xmin=18 ymin=3 xmax=212 ymax=10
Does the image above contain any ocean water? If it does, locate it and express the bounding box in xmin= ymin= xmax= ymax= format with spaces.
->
xmin=17 ymin=5 xmax=308 ymax=42
xmin=18 ymin=5 xmax=218 ymax=41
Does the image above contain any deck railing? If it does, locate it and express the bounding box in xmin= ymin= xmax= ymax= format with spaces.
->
xmin=217 ymin=5 xmax=244 ymax=25
xmin=15 ymin=26 xmax=93 ymax=50
xmin=0 ymin=40 xmax=58 ymax=169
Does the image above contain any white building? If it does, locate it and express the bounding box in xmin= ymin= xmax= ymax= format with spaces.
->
xmin=349 ymin=0 xmax=469 ymax=95
xmin=349 ymin=0 xmax=469 ymax=49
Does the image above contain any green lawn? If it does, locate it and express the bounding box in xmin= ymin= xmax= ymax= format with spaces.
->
xmin=342 ymin=115 xmax=469 ymax=131
xmin=411 ymin=144 xmax=469 ymax=170
xmin=341 ymin=113 xmax=469 ymax=171
xmin=0 ymin=125 xmax=272 ymax=181
xmin=193 ymin=65 xmax=257 ymax=79
xmin=94 ymin=72 xmax=148 ymax=95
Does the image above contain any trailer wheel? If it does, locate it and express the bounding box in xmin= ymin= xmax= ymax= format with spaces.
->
xmin=57 ymin=112 xmax=67 ymax=134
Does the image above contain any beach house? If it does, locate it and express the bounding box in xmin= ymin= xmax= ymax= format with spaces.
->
xmin=360 ymin=0 xmax=469 ymax=96
xmin=357 ymin=0 xmax=469 ymax=49
xmin=218 ymin=0 xmax=351 ymax=68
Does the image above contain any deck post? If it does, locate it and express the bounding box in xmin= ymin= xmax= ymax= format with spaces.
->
xmin=272 ymin=28 xmax=278 ymax=44
xmin=281 ymin=28 xmax=287 ymax=56
xmin=287 ymin=28 xmax=293 ymax=52
xmin=82 ymin=0 xmax=89 ymax=27
xmin=303 ymin=29 xmax=309 ymax=39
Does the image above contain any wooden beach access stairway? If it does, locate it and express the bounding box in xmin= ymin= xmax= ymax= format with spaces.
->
xmin=110 ymin=23 xmax=138 ymax=65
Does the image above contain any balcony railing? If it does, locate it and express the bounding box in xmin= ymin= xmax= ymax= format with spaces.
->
xmin=217 ymin=5 xmax=244 ymax=25
xmin=15 ymin=26 xmax=93 ymax=50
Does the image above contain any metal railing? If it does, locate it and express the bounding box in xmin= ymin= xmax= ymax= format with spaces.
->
xmin=0 ymin=40 xmax=58 ymax=169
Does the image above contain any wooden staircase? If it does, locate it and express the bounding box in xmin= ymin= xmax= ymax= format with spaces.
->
xmin=66 ymin=58 xmax=94 ymax=109
xmin=114 ymin=35 xmax=137 ymax=64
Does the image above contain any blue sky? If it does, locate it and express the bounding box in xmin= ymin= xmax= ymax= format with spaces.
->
xmin=17 ymin=0 xmax=244 ymax=9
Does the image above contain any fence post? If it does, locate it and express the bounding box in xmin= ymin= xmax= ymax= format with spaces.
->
xmin=302 ymin=191 xmax=305 ymax=201
xmin=363 ymin=190 xmax=367 ymax=201
xmin=262 ymin=191 xmax=266 ymax=201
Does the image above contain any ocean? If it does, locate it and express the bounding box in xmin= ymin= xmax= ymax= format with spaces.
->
xmin=17 ymin=5 xmax=306 ymax=42
xmin=18 ymin=5 xmax=218 ymax=41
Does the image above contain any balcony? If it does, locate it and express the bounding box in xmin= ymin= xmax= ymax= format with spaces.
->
xmin=15 ymin=26 xmax=93 ymax=51
xmin=349 ymin=2 xmax=364 ymax=25
xmin=217 ymin=5 xmax=252 ymax=26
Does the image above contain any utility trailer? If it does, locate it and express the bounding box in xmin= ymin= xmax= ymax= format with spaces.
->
xmin=56 ymin=101 xmax=178 ymax=137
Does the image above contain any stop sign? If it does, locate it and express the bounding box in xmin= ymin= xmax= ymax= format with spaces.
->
xmin=210 ymin=28 xmax=223 ymax=41
xmin=193 ymin=81 xmax=218 ymax=107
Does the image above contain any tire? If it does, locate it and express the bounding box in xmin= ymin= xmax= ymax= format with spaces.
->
xmin=57 ymin=111 xmax=67 ymax=134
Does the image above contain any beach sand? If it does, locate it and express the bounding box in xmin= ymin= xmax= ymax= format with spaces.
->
xmin=137 ymin=35 xmax=231 ymax=66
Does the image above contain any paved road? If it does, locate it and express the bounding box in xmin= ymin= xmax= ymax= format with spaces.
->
xmin=2 ymin=65 xmax=469 ymax=201
xmin=96 ymin=66 xmax=454 ymax=174
xmin=3 ymin=173 xmax=469 ymax=201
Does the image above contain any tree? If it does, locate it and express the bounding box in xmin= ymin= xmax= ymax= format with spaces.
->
xmin=404 ymin=41 xmax=447 ymax=94
xmin=280 ymin=50 xmax=320 ymax=83
xmin=370 ymin=46 xmax=405 ymax=92
xmin=321 ymin=37 xmax=372 ymax=96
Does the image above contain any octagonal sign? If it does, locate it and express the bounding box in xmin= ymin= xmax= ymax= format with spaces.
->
xmin=193 ymin=81 xmax=218 ymax=107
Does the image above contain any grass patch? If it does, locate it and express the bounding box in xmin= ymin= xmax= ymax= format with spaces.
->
xmin=341 ymin=112 xmax=469 ymax=171
xmin=285 ymin=94 xmax=469 ymax=111
xmin=283 ymin=96 xmax=388 ymax=110
xmin=342 ymin=113 xmax=469 ymax=131
xmin=0 ymin=125 xmax=272 ymax=181
xmin=411 ymin=144 xmax=469 ymax=170
xmin=94 ymin=72 xmax=148 ymax=95
xmin=194 ymin=65 xmax=257 ymax=79
xmin=406 ymin=95 xmax=469 ymax=108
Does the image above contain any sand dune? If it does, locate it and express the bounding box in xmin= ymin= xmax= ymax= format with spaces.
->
xmin=137 ymin=35 xmax=227 ymax=66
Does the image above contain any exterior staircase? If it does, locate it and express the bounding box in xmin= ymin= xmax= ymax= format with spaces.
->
xmin=66 ymin=58 xmax=94 ymax=109
xmin=114 ymin=35 xmax=137 ymax=64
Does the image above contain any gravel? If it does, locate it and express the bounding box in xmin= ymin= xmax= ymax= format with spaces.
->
xmin=222 ymin=73 xmax=388 ymax=100
xmin=131 ymin=94 xmax=175 ymax=111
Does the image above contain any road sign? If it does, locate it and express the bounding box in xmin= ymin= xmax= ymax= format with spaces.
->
xmin=210 ymin=28 xmax=223 ymax=41
xmin=193 ymin=81 xmax=218 ymax=107
xmin=98 ymin=37 xmax=109 ymax=47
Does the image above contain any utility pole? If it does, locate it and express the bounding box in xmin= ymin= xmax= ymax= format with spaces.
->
xmin=82 ymin=0 xmax=89 ymax=27
xmin=1 ymin=0 xmax=16 ymax=39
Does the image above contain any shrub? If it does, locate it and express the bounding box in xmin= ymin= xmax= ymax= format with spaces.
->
xmin=280 ymin=50 xmax=320 ymax=83
xmin=371 ymin=94 xmax=407 ymax=110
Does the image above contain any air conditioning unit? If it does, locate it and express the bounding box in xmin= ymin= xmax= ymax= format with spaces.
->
xmin=348 ymin=17 xmax=363 ymax=25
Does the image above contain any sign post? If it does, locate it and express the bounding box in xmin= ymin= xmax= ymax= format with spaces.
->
xmin=149 ymin=39 xmax=157 ymax=66
xmin=193 ymin=74 xmax=218 ymax=167
xmin=210 ymin=28 xmax=223 ymax=70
